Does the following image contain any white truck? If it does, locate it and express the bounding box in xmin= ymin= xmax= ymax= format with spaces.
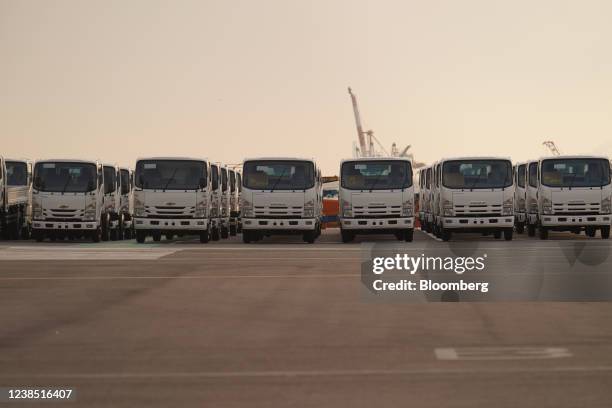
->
xmin=525 ymin=159 xmax=539 ymax=236
xmin=229 ymin=168 xmax=240 ymax=236
xmin=339 ymin=157 xmax=415 ymax=243
xmin=31 ymin=159 xmax=107 ymax=242
xmin=0 ymin=157 xmax=32 ymax=239
xmin=133 ymin=157 xmax=211 ymax=243
xmin=534 ymin=155 xmax=611 ymax=240
xmin=241 ymin=157 xmax=322 ymax=243
xmin=118 ymin=167 xmax=134 ymax=239
xmin=219 ymin=165 xmax=230 ymax=239
xmin=514 ymin=162 xmax=527 ymax=234
xmin=432 ymin=157 xmax=515 ymax=241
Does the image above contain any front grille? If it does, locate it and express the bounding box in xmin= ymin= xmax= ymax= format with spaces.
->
xmin=353 ymin=205 xmax=401 ymax=217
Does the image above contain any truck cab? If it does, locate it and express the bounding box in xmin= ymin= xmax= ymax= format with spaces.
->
xmin=103 ymin=164 xmax=123 ymax=240
xmin=525 ymin=160 xmax=539 ymax=236
xmin=0 ymin=158 xmax=32 ymax=239
xmin=514 ymin=162 xmax=527 ymax=234
xmin=219 ymin=165 xmax=230 ymax=239
xmin=229 ymin=168 xmax=240 ymax=236
xmin=118 ymin=167 xmax=133 ymax=239
xmin=432 ymin=157 xmax=515 ymax=241
xmin=31 ymin=159 xmax=106 ymax=242
xmin=241 ymin=157 xmax=322 ymax=243
xmin=133 ymin=157 xmax=211 ymax=243
xmin=339 ymin=157 xmax=414 ymax=243
xmin=535 ymin=155 xmax=611 ymax=240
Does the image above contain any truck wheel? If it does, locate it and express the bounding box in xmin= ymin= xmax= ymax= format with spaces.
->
xmin=303 ymin=231 xmax=316 ymax=244
xmin=211 ymin=227 xmax=220 ymax=241
xmin=601 ymin=226 xmax=610 ymax=240
xmin=110 ymin=228 xmax=118 ymax=241
xmin=242 ymin=230 xmax=252 ymax=243
xmin=493 ymin=231 xmax=502 ymax=239
xmin=341 ymin=230 xmax=355 ymax=243
xmin=136 ymin=231 xmax=146 ymax=244
xmin=585 ymin=227 xmax=596 ymax=238
xmin=200 ymin=230 xmax=210 ymax=243
xmin=230 ymin=225 xmax=237 ymax=236
xmin=527 ymin=223 xmax=536 ymax=237
xmin=516 ymin=223 xmax=525 ymax=234
xmin=221 ymin=227 xmax=229 ymax=239
xmin=152 ymin=232 xmax=161 ymax=242
xmin=504 ymin=228 xmax=514 ymax=241
xmin=539 ymin=226 xmax=549 ymax=240
xmin=124 ymin=228 xmax=133 ymax=240
xmin=404 ymin=229 xmax=414 ymax=242
xmin=394 ymin=231 xmax=403 ymax=240
xmin=34 ymin=232 xmax=44 ymax=242
xmin=101 ymin=217 xmax=110 ymax=241
xmin=441 ymin=227 xmax=452 ymax=242
xmin=91 ymin=228 xmax=101 ymax=243
xmin=165 ymin=233 xmax=174 ymax=241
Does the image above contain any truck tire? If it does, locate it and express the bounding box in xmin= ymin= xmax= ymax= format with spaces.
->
xmin=539 ymin=226 xmax=549 ymax=240
xmin=504 ymin=228 xmax=513 ymax=241
xmin=404 ymin=229 xmax=414 ymax=242
xmin=110 ymin=228 xmax=118 ymax=241
xmin=230 ymin=225 xmax=237 ymax=236
xmin=242 ymin=230 xmax=253 ymax=243
xmin=124 ymin=228 xmax=133 ymax=240
xmin=303 ymin=230 xmax=316 ymax=244
xmin=200 ymin=230 xmax=210 ymax=243
xmin=601 ymin=226 xmax=610 ymax=240
xmin=493 ymin=231 xmax=502 ymax=239
xmin=585 ymin=227 xmax=597 ymax=238
xmin=165 ymin=233 xmax=174 ymax=241
xmin=101 ymin=216 xmax=110 ymax=241
xmin=34 ymin=231 xmax=44 ymax=242
xmin=136 ymin=231 xmax=146 ymax=244
xmin=152 ymin=232 xmax=162 ymax=242
xmin=516 ymin=223 xmax=525 ymax=234
xmin=91 ymin=227 xmax=101 ymax=243
xmin=441 ymin=227 xmax=452 ymax=242
xmin=221 ymin=227 xmax=229 ymax=239
xmin=341 ymin=230 xmax=355 ymax=243
xmin=527 ymin=223 xmax=536 ymax=237
xmin=211 ymin=227 xmax=220 ymax=241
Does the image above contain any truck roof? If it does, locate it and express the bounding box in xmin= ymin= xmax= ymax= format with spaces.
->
xmin=438 ymin=156 xmax=512 ymax=162
xmin=135 ymin=157 xmax=209 ymax=162
xmin=339 ymin=156 xmax=413 ymax=165
xmin=35 ymin=158 xmax=99 ymax=166
xmin=538 ymin=154 xmax=611 ymax=161
xmin=5 ymin=158 xmax=32 ymax=164
xmin=243 ymin=157 xmax=316 ymax=163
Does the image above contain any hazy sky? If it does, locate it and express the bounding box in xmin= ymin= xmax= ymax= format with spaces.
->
xmin=2 ymin=0 xmax=612 ymax=174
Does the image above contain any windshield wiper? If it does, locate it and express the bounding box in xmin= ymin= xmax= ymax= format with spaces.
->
xmin=163 ymin=168 xmax=179 ymax=191
xmin=368 ymin=172 xmax=386 ymax=191
xmin=270 ymin=168 xmax=288 ymax=192
xmin=565 ymin=172 xmax=579 ymax=190
xmin=60 ymin=176 xmax=72 ymax=194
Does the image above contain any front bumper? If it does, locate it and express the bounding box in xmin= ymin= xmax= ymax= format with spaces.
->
xmin=134 ymin=217 xmax=209 ymax=231
xmin=32 ymin=220 xmax=97 ymax=231
xmin=340 ymin=217 xmax=413 ymax=230
xmin=540 ymin=214 xmax=611 ymax=227
xmin=242 ymin=217 xmax=317 ymax=231
xmin=441 ymin=215 xmax=514 ymax=229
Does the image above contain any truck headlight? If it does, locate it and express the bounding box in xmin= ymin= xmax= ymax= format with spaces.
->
xmin=84 ymin=202 xmax=97 ymax=221
xmin=542 ymin=198 xmax=553 ymax=215
xmin=602 ymin=197 xmax=611 ymax=215
xmin=503 ymin=198 xmax=514 ymax=215
xmin=518 ymin=197 xmax=526 ymax=211
xmin=342 ymin=200 xmax=352 ymax=218
xmin=529 ymin=199 xmax=538 ymax=213
xmin=134 ymin=196 xmax=145 ymax=217
xmin=241 ymin=198 xmax=253 ymax=218
xmin=401 ymin=199 xmax=414 ymax=217
xmin=303 ymin=199 xmax=315 ymax=218
xmin=195 ymin=199 xmax=207 ymax=218
xmin=443 ymin=200 xmax=453 ymax=217
xmin=32 ymin=199 xmax=43 ymax=220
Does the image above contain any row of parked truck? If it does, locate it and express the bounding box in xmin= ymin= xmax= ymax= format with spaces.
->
xmin=1 ymin=155 xmax=610 ymax=244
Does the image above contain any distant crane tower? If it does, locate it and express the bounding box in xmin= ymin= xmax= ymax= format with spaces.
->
xmin=348 ymin=87 xmax=370 ymax=157
xmin=543 ymin=140 xmax=561 ymax=156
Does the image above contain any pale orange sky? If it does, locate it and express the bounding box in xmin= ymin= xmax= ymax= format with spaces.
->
xmin=2 ymin=0 xmax=612 ymax=174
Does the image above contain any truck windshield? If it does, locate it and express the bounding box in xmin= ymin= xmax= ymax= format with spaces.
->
xmin=243 ymin=160 xmax=315 ymax=190
xmin=103 ymin=166 xmax=117 ymax=194
xmin=221 ymin=168 xmax=228 ymax=192
xmin=135 ymin=160 xmax=207 ymax=190
xmin=229 ymin=171 xmax=236 ymax=193
xmin=341 ymin=160 xmax=412 ymax=190
xmin=34 ymin=162 xmax=97 ymax=193
xmin=517 ymin=164 xmax=526 ymax=188
xmin=120 ymin=169 xmax=130 ymax=195
xmin=442 ymin=160 xmax=512 ymax=189
xmin=541 ymin=158 xmax=611 ymax=188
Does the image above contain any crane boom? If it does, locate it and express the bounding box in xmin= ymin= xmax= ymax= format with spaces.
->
xmin=348 ymin=87 xmax=368 ymax=157
xmin=543 ymin=140 xmax=561 ymax=156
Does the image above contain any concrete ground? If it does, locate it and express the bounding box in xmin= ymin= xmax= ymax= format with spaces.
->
xmin=1 ymin=228 xmax=611 ymax=407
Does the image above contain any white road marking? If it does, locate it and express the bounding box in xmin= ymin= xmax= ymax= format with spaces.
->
xmin=0 ymin=247 xmax=179 ymax=261
xmin=435 ymin=347 xmax=572 ymax=360
xmin=2 ymin=364 xmax=608 ymax=380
